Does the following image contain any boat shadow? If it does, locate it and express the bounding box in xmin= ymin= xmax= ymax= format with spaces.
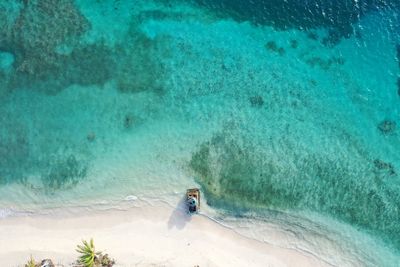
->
xmin=167 ymin=195 xmax=192 ymax=230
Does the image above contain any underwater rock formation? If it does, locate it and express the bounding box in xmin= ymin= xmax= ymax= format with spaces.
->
xmin=249 ymin=95 xmax=264 ymax=107
xmin=124 ymin=114 xmax=135 ymax=129
xmin=190 ymin=132 xmax=400 ymax=248
xmin=322 ymin=26 xmax=353 ymax=47
xmin=290 ymin=39 xmax=298 ymax=49
xmin=306 ymin=31 xmax=319 ymax=40
xmin=305 ymin=56 xmax=345 ymax=70
xmin=377 ymin=120 xmax=396 ymax=134
xmin=373 ymin=159 xmax=396 ymax=176
xmin=309 ymin=79 xmax=318 ymax=86
xmin=0 ymin=0 xmax=94 ymax=93
xmin=42 ymin=155 xmax=87 ymax=191
xmin=65 ymin=43 xmax=115 ymax=86
xmin=0 ymin=1 xmax=171 ymax=94
xmin=115 ymin=23 xmax=168 ymax=95
xmin=0 ymin=118 xmax=30 ymax=184
xmin=87 ymin=133 xmax=96 ymax=142
xmin=265 ymin=41 xmax=285 ymax=56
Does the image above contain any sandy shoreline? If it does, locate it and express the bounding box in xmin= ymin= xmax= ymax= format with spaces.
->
xmin=0 ymin=202 xmax=334 ymax=267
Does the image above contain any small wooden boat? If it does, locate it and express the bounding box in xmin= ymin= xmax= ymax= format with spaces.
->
xmin=186 ymin=188 xmax=200 ymax=213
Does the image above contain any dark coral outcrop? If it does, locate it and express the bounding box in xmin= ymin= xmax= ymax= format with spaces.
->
xmin=249 ymin=95 xmax=264 ymax=107
xmin=1 ymin=0 xmax=91 ymax=91
xmin=0 ymin=0 xmax=117 ymax=94
xmin=265 ymin=41 xmax=285 ymax=56
xmin=377 ymin=120 xmax=396 ymax=134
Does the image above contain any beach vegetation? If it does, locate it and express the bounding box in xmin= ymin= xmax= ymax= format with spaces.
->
xmin=76 ymin=238 xmax=115 ymax=267
xmin=76 ymin=239 xmax=98 ymax=267
xmin=23 ymin=256 xmax=55 ymax=267
xmin=25 ymin=255 xmax=36 ymax=267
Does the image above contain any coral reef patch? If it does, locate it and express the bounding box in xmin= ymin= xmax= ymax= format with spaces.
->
xmin=0 ymin=1 xmax=176 ymax=193
xmin=322 ymin=26 xmax=353 ymax=47
xmin=0 ymin=0 xmax=94 ymax=93
xmin=0 ymin=118 xmax=30 ymax=184
xmin=265 ymin=41 xmax=285 ymax=56
xmin=0 ymin=1 xmax=168 ymax=95
xmin=249 ymin=95 xmax=264 ymax=107
xmin=373 ymin=159 xmax=396 ymax=176
xmin=290 ymin=39 xmax=298 ymax=49
xmin=306 ymin=31 xmax=319 ymax=40
xmin=114 ymin=23 xmax=168 ymax=95
xmin=305 ymin=56 xmax=345 ymax=70
xmin=377 ymin=120 xmax=396 ymax=134
xmin=190 ymin=132 xmax=400 ymax=248
xmin=42 ymin=154 xmax=87 ymax=191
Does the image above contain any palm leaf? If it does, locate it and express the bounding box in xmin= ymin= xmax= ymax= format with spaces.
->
xmin=76 ymin=238 xmax=96 ymax=267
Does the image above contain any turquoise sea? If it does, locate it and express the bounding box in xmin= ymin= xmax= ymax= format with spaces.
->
xmin=1 ymin=0 xmax=400 ymax=265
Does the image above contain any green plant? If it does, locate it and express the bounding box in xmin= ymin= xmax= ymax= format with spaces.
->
xmin=76 ymin=238 xmax=99 ymax=267
xmin=25 ymin=255 xmax=36 ymax=267
xmin=76 ymin=238 xmax=115 ymax=267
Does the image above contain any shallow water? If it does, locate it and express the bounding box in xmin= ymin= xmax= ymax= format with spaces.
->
xmin=0 ymin=0 xmax=400 ymax=265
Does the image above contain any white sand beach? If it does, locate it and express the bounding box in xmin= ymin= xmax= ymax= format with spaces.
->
xmin=0 ymin=203 xmax=333 ymax=267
